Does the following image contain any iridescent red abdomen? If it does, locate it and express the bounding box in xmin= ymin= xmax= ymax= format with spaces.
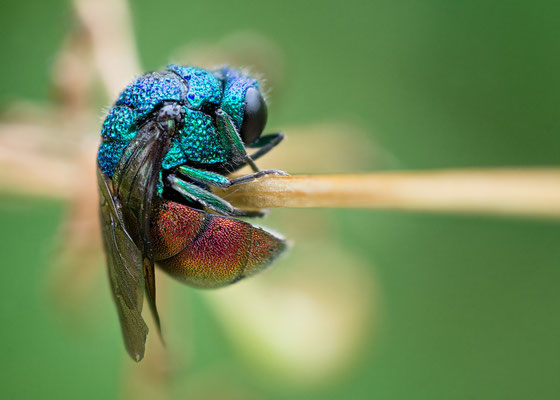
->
xmin=150 ymin=200 xmax=286 ymax=288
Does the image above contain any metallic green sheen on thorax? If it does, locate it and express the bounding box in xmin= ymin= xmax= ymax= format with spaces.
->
xmin=97 ymin=65 xmax=259 ymax=178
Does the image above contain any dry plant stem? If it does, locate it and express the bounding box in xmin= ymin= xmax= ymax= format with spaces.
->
xmin=214 ymin=169 xmax=560 ymax=219
xmin=74 ymin=0 xmax=141 ymax=98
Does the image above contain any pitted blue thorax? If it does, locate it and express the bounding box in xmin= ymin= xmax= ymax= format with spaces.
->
xmin=97 ymin=65 xmax=262 ymax=179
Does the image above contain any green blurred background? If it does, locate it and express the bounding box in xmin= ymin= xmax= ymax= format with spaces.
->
xmin=1 ymin=0 xmax=560 ymax=399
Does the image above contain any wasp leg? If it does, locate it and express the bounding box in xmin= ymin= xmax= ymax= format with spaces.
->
xmin=176 ymin=165 xmax=288 ymax=188
xmin=176 ymin=166 xmax=231 ymax=188
xmin=166 ymin=173 xmax=264 ymax=217
xmin=247 ymin=132 xmax=284 ymax=158
xmin=226 ymin=132 xmax=286 ymax=175
xmin=215 ymin=110 xmax=259 ymax=172
xmin=230 ymin=169 xmax=289 ymax=185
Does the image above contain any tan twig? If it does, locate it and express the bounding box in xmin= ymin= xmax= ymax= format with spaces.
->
xmin=73 ymin=0 xmax=141 ymax=99
xmin=213 ymin=168 xmax=560 ymax=219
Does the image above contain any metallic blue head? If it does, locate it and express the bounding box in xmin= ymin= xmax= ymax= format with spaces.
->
xmin=97 ymin=65 xmax=267 ymax=178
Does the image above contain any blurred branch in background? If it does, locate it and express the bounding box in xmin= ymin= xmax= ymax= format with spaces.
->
xmin=73 ymin=0 xmax=141 ymax=97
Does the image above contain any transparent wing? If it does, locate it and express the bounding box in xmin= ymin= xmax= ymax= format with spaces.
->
xmin=98 ymin=120 xmax=170 ymax=361
xmin=98 ymin=168 xmax=148 ymax=361
xmin=112 ymin=120 xmax=169 ymax=336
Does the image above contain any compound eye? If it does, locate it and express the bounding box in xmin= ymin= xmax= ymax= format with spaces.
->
xmin=240 ymin=87 xmax=267 ymax=145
